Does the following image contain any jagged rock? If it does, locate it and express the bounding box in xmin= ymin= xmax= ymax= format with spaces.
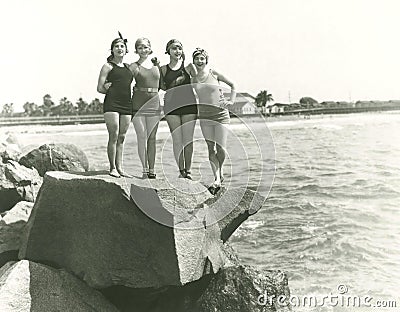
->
xmin=0 ymin=201 xmax=33 ymax=267
xmin=0 ymin=260 xmax=119 ymax=311
xmin=19 ymin=171 xmax=265 ymax=289
xmin=0 ymin=161 xmax=42 ymax=213
xmin=100 ymin=243 xmax=241 ymax=312
xmin=0 ymin=133 xmax=22 ymax=163
xmin=19 ymin=143 xmax=89 ymax=176
xmin=99 ymin=244 xmax=291 ymax=312
xmin=0 ymin=136 xmax=22 ymax=164
xmin=197 ymin=265 xmax=292 ymax=312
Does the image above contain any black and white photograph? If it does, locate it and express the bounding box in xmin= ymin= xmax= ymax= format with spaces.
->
xmin=0 ymin=0 xmax=399 ymax=311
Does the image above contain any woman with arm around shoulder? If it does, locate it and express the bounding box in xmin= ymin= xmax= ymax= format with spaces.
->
xmin=191 ymin=48 xmax=236 ymax=193
xmin=97 ymin=33 xmax=133 ymax=178
xmin=129 ymin=38 xmax=161 ymax=179
xmin=160 ymin=39 xmax=198 ymax=179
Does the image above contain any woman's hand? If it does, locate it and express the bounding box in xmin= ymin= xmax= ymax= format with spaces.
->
xmin=219 ymin=100 xmax=233 ymax=108
xmin=104 ymin=82 xmax=112 ymax=91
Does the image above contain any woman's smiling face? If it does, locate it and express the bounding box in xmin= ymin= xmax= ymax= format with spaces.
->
xmin=112 ymin=42 xmax=126 ymax=57
xmin=169 ymin=44 xmax=183 ymax=59
xmin=136 ymin=44 xmax=151 ymax=57
xmin=194 ymin=54 xmax=207 ymax=68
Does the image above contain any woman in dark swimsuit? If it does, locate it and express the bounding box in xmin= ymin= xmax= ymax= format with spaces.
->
xmin=160 ymin=39 xmax=197 ymax=179
xmin=97 ymin=34 xmax=133 ymax=178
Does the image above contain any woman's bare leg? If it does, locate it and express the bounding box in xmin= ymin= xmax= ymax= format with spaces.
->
xmin=116 ymin=114 xmax=132 ymax=177
xmin=200 ymin=122 xmax=219 ymax=183
xmin=145 ymin=115 xmax=160 ymax=173
xmin=104 ymin=112 xmax=120 ymax=177
xmin=181 ymin=114 xmax=197 ymax=173
xmin=132 ymin=116 xmax=148 ymax=172
xmin=214 ymin=123 xmax=229 ymax=182
xmin=166 ymin=114 xmax=184 ymax=171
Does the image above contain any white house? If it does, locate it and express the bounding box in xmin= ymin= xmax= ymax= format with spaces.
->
xmin=267 ymin=103 xmax=290 ymax=114
xmin=222 ymin=92 xmax=256 ymax=115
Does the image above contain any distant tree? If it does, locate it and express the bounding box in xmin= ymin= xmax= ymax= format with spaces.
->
xmin=88 ymin=98 xmax=103 ymax=114
xmin=1 ymin=103 xmax=14 ymax=116
xmin=42 ymin=94 xmax=55 ymax=116
xmin=59 ymin=97 xmax=77 ymax=115
xmin=76 ymin=97 xmax=89 ymax=115
xmin=23 ymin=102 xmax=39 ymax=116
xmin=299 ymin=97 xmax=318 ymax=107
xmin=255 ymin=90 xmax=274 ymax=107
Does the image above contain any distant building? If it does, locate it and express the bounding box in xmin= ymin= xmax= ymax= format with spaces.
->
xmin=336 ymin=101 xmax=353 ymax=108
xmin=267 ymin=103 xmax=290 ymax=114
xmin=389 ymin=100 xmax=400 ymax=106
xmin=320 ymin=101 xmax=338 ymax=108
xmin=355 ymin=101 xmax=374 ymax=108
xmin=223 ymin=92 xmax=257 ymax=115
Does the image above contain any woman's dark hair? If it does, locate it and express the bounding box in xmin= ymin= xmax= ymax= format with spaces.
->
xmin=107 ymin=36 xmax=128 ymax=62
xmin=192 ymin=47 xmax=208 ymax=64
xmin=165 ymin=39 xmax=185 ymax=60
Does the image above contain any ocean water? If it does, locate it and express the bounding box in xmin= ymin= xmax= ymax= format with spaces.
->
xmin=3 ymin=112 xmax=400 ymax=311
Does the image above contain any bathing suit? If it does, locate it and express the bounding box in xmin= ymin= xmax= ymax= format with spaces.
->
xmin=103 ymin=63 xmax=133 ymax=115
xmin=132 ymin=62 xmax=161 ymax=116
xmin=192 ymin=69 xmax=230 ymax=124
xmin=163 ymin=63 xmax=197 ymax=116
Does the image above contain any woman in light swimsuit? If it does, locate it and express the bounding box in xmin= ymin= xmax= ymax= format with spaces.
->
xmin=191 ymin=48 xmax=236 ymax=193
xmin=129 ymin=38 xmax=161 ymax=179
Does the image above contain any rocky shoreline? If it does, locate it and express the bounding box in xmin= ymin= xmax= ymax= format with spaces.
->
xmin=0 ymin=134 xmax=291 ymax=312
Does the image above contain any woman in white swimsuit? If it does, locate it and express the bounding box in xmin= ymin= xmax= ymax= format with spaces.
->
xmin=191 ymin=48 xmax=236 ymax=193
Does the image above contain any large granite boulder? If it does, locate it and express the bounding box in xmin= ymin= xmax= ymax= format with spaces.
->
xmin=0 ymin=260 xmax=119 ymax=311
xmin=0 ymin=133 xmax=22 ymax=163
xmin=197 ymin=266 xmax=292 ymax=312
xmin=99 ymin=243 xmax=237 ymax=312
xmin=19 ymin=171 xmax=265 ymax=289
xmin=0 ymin=160 xmax=42 ymax=213
xmin=0 ymin=201 xmax=33 ymax=267
xmin=100 ymin=244 xmax=291 ymax=312
xmin=19 ymin=143 xmax=89 ymax=176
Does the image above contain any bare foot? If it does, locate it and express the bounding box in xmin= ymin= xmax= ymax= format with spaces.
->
xmin=117 ymin=168 xmax=133 ymax=178
xmin=109 ymin=169 xmax=121 ymax=178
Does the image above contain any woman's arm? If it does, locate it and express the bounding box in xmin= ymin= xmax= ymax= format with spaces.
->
xmin=129 ymin=62 xmax=139 ymax=78
xmin=213 ymin=69 xmax=236 ymax=104
xmin=185 ymin=63 xmax=198 ymax=78
xmin=97 ymin=63 xmax=112 ymax=94
xmin=158 ymin=65 xmax=167 ymax=90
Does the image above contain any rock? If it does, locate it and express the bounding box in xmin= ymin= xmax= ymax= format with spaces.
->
xmin=58 ymin=143 xmax=90 ymax=170
xmin=0 ymin=260 xmax=119 ymax=311
xmin=99 ymin=244 xmax=291 ymax=312
xmin=197 ymin=265 xmax=292 ymax=312
xmin=0 ymin=161 xmax=42 ymax=213
xmin=19 ymin=171 xmax=265 ymax=289
xmin=0 ymin=201 xmax=33 ymax=267
xmin=99 ymin=242 xmax=240 ymax=312
xmin=19 ymin=143 xmax=89 ymax=176
xmin=0 ymin=133 xmax=22 ymax=163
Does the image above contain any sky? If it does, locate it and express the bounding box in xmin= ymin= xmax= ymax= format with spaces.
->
xmin=1 ymin=0 xmax=400 ymax=111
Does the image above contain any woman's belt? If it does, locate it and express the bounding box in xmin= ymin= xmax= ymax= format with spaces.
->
xmin=134 ymin=87 xmax=158 ymax=92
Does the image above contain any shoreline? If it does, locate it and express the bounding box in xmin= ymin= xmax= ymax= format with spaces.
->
xmin=1 ymin=107 xmax=400 ymax=127
xmin=1 ymin=110 xmax=400 ymax=136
